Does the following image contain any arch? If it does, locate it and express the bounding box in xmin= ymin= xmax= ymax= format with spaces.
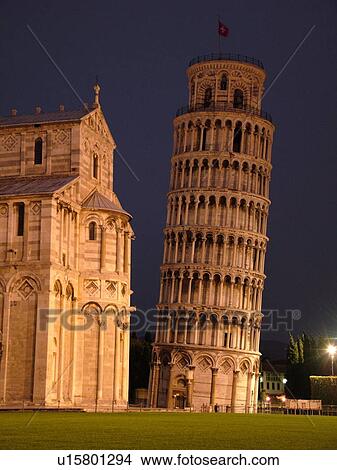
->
xmin=224 ymin=120 xmax=232 ymax=151
xmin=194 ymin=351 xmax=215 ymax=369
xmin=88 ymin=221 xmax=97 ymax=240
xmin=8 ymin=271 xmax=41 ymax=293
xmin=239 ymin=358 xmax=253 ymax=374
xmin=202 ymin=119 xmax=211 ymax=150
xmin=81 ymin=301 xmax=102 ymax=315
xmin=160 ymin=349 xmax=172 ymax=365
xmin=204 ymin=87 xmax=212 ymax=107
xmin=220 ymin=73 xmax=228 ymax=90
xmin=186 ymin=311 xmax=196 ymax=343
xmin=243 ymin=123 xmax=251 ymax=154
xmin=217 ymin=355 xmax=236 ymax=371
xmin=210 ymin=313 xmax=218 ymax=346
xmin=66 ymin=282 xmax=75 ymax=301
xmin=34 ymin=137 xmax=43 ymax=165
xmin=81 ymin=213 xmax=104 ymax=226
xmin=233 ymin=122 xmax=242 ymax=152
xmin=103 ymin=303 xmax=119 ymax=315
xmin=194 ymin=120 xmax=202 ymax=150
xmin=53 ymin=280 xmax=63 ymax=297
xmin=197 ymin=312 xmax=207 ymax=345
xmin=214 ymin=120 xmax=222 ymax=151
xmin=172 ymin=350 xmax=192 ymax=367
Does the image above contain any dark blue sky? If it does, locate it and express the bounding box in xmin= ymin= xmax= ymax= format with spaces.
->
xmin=1 ymin=0 xmax=336 ymax=345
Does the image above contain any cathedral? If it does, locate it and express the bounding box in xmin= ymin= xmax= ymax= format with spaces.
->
xmin=148 ymin=53 xmax=275 ymax=412
xmin=0 ymin=86 xmax=134 ymax=410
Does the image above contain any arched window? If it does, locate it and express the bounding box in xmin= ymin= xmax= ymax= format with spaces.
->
xmin=92 ymin=154 xmax=98 ymax=179
xmin=88 ymin=221 xmax=97 ymax=240
xmin=233 ymin=89 xmax=244 ymax=109
xmin=34 ymin=138 xmax=43 ymax=165
xmin=204 ymin=87 xmax=212 ymax=107
xmin=233 ymin=122 xmax=242 ymax=152
xmin=220 ymin=74 xmax=227 ymax=90
xmin=17 ymin=202 xmax=25 ymax=236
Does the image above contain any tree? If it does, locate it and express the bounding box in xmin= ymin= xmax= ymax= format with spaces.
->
xmin=286 ymin=333 xmax=331 ymax=398
xmin=128 ymin=332 xmax=153 ymax=403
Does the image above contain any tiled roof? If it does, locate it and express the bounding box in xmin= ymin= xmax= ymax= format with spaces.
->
xmin=0 ymin=109 xmax=91 ymax=127
xmin=0 ymin=175 xmax=77 ymax=196
xmin=82 ymin=190 xmax=131 ymax=218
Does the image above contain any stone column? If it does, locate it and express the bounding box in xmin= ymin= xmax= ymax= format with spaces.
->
xmin=22 ymin=202 xmax=30 ymax=261
xmin=231 ymin=371 xmax=239 ymax=412
xmin=67 ymin=209 xmax=71 ymax=265
xmin=180 ymin=166 xmax=185 ymax=188
xmin=100 ymin=226 xmax=106 ymax=271
xmin=59 ymin=205 xmax=64 ymax=264
xmin=186 ymin=366 xmax=194 ymax=408
xmin=226 ymin=321 xmax=231 ymax=348
xmin=123 ymin=232 xmax=130 ymax=273
xmin=159 ymin=279 xmax=164 ymax=305
xmin=174 ymin=239 xmax=179 ymax=263
xmin=174 ymin=315 xmax=178 ymax=343
xmin=201 ymin=237 xmax=206 ymax=263
xmin=165 ymin=313 xmax=171 ymax=343
xmin=116 ymin=228 xmax=123 ymax=273
xmin=190 ymin=237 xmax=196 ymax=263
xmin=0 ymin=292 xmax=10 ymax=401
xmin=5 ymin=202 xmax=13 ymax=262
xmin=187 ymin=276 xmax=192 ymax=304
xmin=151 ymin=363 xmax=160 ymax=408
xmin=57 ymin=294 xmax=65 ymax=402
xmin=75 ymin=212 xmax=80 ymax=270
xmin=210 ymin=367 xmax=218 ymax=406
xmin=245 ymin=372 xmax=254 ymax=413
xmin=197 ymin=163 xmax=202 ymax=186
xmin=166 ymin=363 xmax=174 ymax=408
xmin=170 ymin=277 xmax=175 ymax=304
xmin=113 ymin=324 xmax=121 ymax=403
xmin=71 ymin=297 xmax=79 ymax=403
xmin=176 ymin=198 xmax=182 ymax=225
xmin=177 ymin=277 xmax=183 ymax=303
xmin=217 ymin=317 xmax=224 ymax=347
xmin=193 ymin=316 xmax=199 ymax=344
xmin=253 ymin=372 xmax=260 ymax=412
xmin=122 ymin=326 xmax=130 ymax=403
xmin=96 ymin=320 xmax=105 ymax=401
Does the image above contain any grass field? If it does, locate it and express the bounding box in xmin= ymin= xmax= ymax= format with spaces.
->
xmin=0 ymin=412 xmax=336 ymax=449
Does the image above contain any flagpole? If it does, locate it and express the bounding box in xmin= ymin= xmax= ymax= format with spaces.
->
xmin=217 ymin=15 xmax=221 ymax=55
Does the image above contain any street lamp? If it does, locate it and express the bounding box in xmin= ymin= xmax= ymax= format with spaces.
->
xmin=327 ymin=345 xmax=337 ymax=375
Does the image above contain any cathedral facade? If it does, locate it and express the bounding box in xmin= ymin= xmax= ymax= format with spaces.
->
xmin=0 ymin=86 xmax=134 ymax=410
xmin=148 ymin=54 xmax=275 ymax=412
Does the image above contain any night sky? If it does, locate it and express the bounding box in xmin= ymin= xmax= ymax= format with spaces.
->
xmin=1 ymin=1 xmax=336 ymax=352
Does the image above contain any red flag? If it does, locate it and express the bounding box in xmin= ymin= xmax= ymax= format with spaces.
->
xmin=218 ymin=20 xmax=229 ymax=38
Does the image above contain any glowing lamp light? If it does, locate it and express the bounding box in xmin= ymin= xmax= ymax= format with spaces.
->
xmin=327 ymin=344 xmax=337 ymax=375
xmin=265 ymin=396 xmax=271 ymax=402
xmin=327 ymin=345 xmax=337 ymax=356
xmin=282 ymin=378 xmax=288 ymax=384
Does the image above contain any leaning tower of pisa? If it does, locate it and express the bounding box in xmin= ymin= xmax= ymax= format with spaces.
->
xmin=148 ymin=53 xmax=275 ymax=412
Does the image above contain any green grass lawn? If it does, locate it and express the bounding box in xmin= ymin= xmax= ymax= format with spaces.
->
xmin=0 ymin=412 xmax=336 ymax=449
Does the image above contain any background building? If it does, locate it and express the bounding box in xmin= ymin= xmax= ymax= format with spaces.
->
xmin=0 ymin=86 xmax=134 ymax=410
xmin=259 ymin=359 xmax=287 ymax=404
xmin=148 ymin=53 xmax=275 ymax=412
